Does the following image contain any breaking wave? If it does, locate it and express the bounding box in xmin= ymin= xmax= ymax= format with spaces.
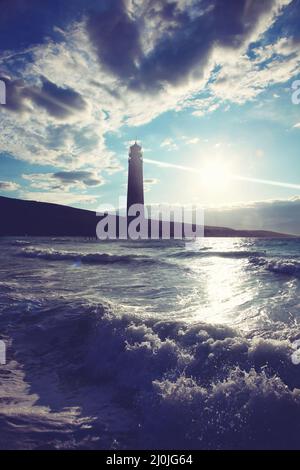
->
xmin=171 ymin=250 xmax=266 ymax=259
xmin=17 ymin=247 xmax=160 ymax=266
xmin=10 ymin=240 xmax=31 ymax=247
xmin=4 ymin=296 xmax=300 ymax=449
xmin=266 ymin=259 xmax=300 ymax=277
xmin=250 ymin=256 xmax=300 ymax=278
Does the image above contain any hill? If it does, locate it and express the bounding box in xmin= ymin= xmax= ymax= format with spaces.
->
xmin=0 ymin=195 xmax=294 ymax=238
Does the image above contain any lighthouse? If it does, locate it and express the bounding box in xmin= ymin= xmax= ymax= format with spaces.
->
xmin=127 ymin=141 xmax=144 ymax=217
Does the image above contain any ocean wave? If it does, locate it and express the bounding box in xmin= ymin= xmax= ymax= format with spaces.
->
xmin=6 ymin=296 xmax=300 ymax=449
xmin=250 ymin=256 xmax=300 ymax=278
xmin=10 ymin=240 xmax=31 ymax=247
xmin=17 ymin=247 xmax=159 ymax=265
xmin=121 ymin=240 xmax=187 ymax=250
xmin=266 ymin=259 xmax=300 ymax=277
xmin=74 ymin=310 xmax=300 ymax=449
xmin=171 ymin=250 xmax=266 ymax=259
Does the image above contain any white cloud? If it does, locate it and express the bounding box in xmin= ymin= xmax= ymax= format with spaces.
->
xmin=186 ymin=137 xmax=200 ymax=145
xmin=144 ymin=177 xmax=159 ymax=192
xmin=181 ymin=136 xmax=201 ymax=145
xmin=21 ymin=191 xmax=98 ymax=206
xmin=0 ymin=180 xmax=19 ymax=191
xmin=0 ymin=23 xmax=118 ymax=171
xmin=160 ymin=138 xmax=178 ymax=151
xmin=208 ymin=36 xmax=300 ymax=105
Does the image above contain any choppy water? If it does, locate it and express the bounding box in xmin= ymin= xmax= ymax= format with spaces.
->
xmin=0 ymin=237 xmax=300 ymax=449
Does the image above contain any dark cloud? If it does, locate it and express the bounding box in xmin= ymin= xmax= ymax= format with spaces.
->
xmin=144 ymin=178 xmax=158 ymax=184
xmin=1 ymin=1 xmax=293 ymax=96
xmin=210 ymin=0 xmax=276 ymax=47
xmin=23 ymin=171 xmax=104 ymax=192
xmin=130 ymin=5 xmax=211 ymax=91
xmin=86 ymin=0 xmax=289 ymax=93
xmin=53 ymin=171 xmax=103 ymax=187
xmin=87 ymin=0 xmax=142 ymax=81
xmin=1 ymin=75 xmax=86 ymax=119
xmin=0 ymin=76 xmax=28 ymax=113
xmin=25 ymin=77 xmax=87 ymax=119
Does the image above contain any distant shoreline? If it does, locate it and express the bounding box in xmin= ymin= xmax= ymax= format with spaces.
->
xmin=0 ymin=195 xmax=296 ymax=238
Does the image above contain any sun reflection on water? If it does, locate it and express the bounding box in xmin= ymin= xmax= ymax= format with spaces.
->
xmin=179 ymin=238 xmax=256 ymax=326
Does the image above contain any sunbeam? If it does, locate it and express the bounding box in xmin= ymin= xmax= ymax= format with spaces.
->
xmin=143 ymin=158 xmax=300 ymax=191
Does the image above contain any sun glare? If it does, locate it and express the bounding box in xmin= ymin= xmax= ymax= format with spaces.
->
xmin=199 ymin=159 xmax=231 ymax=190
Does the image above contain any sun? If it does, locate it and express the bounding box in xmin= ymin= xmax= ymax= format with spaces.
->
xmin=199 ymin=159 xmax=231 ymax=191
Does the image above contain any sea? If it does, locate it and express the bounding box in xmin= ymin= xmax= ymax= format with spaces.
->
xmin=0 ymin=236 xmax=300 ymax=450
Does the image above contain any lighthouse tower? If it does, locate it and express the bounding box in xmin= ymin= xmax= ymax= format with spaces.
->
xmin=127 ymin=141 xmax=144 ymax=216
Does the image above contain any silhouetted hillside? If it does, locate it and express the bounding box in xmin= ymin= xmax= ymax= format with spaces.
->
xmin=0 ymin=196 xmax=96 ymax=237
xmin=0 ymin=196 xmax=293 ymax=238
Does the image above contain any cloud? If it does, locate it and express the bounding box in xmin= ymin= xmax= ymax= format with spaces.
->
xmin=293 ymin=122 xmax=300 ymax=128
xmin=0 ymin=24 xmax=118 ymax=170
xmin=1 ymin=75 xmax=87 ymax=120
xmin=190 ymin=95 xmax=222 ymax=116
xmin=0 ymin=0 xmax=297 ymax=183
xmin=23 ymin=170 xmax=104 ymax=191
xmin=53 ymin=170 xmax=103 ymax=187
xmin=185 ymin=137 xmax=200 ymax=145
xmin=87 ymin=0 xmax=142 ymax=82
xmin=87 ymin=0 xmax=291 ymax=93
xmin=208 ymin=35 xmax=300 ymax=105
xmin=160 ymin=138 xmax=178 ymax=151
xmin=179 ymin=135 xmax=201 ymax=144
xmin=0 ymin=76 xmax=29 ymax=113
xmin=144 ymin=177 xmax=159 ymax=192
xmin=0 ymin=180 xmax=20 ymax=191
xmin=25 ymin=77 xmax=87 ymax=119
xmin=21 ymin=191 xmax=98 ymax=206
xmin=205 ymin=196 xmax=300 ymax=235
xmin=160 ymin=135 xmax=201 ymax=150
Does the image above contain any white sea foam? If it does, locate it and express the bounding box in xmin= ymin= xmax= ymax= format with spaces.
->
xmin=1 ymin=296 xmax=298 ymax=449
xmin=10 ymin=240 xmax=31 ymax=246
xmin=249 ymin=256 xmax=300 ymax=278
xmin=18 ymin=247 xmax=155 ymax=265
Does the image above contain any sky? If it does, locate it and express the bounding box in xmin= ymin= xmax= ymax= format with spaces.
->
xmin=0 ymin=0 xmax=300 ymax=233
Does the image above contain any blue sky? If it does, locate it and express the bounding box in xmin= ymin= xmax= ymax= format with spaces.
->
xmin=0 ymin=0 xmax=300 ymax=233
